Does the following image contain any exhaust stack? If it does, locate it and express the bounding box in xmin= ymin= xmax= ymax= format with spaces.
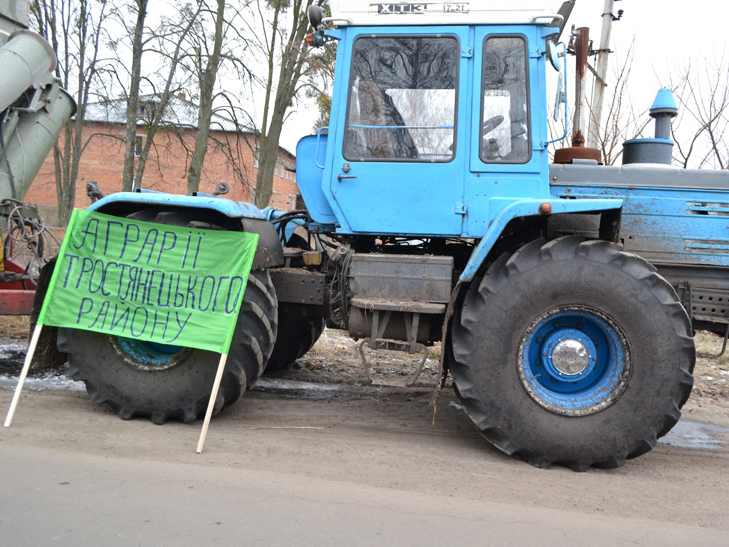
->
xmin=622 ymin=89 xmax=678 ymax=166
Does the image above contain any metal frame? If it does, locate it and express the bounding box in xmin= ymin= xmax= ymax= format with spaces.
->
xmin=353 ymin=297 xmax=445 ymax=386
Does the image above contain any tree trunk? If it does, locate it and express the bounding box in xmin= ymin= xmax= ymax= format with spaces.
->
xmin=187 ymin=0 xmax=226 ymax=195
xmin=122 ymin=0 xmax=148 ymax=192
xmin=254 ymin=0 xmax=313 ymax=209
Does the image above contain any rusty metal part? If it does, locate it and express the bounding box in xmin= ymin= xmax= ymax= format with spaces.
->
xmin=571 ymin=129 xmax=586 ymax=148
xmin=539 ymin=203 xmax=553 ymax=215
xmin=358 ymin=339 xmax=429 ymax=386
xmin=269 ymin=268 xmax=326 ymax=305
xmin=555 ymin=28 xmax=603 ymax=165
xmin=572 ymin=27 xmax=589 ymax=139
xmin=697 ymin=323 xmax=729 ymax=359
xmin=353 ymin=295 xmax=437 ymax=387
xmin=432 ymin=279 xmax=464 ymax=408
xmin=348 ymin=298 xmax=444 ymax=347
xmin=303 ymin=251 xmax=323 ymax=266
xmin=553 ymin=145 xmax=602 ymax=164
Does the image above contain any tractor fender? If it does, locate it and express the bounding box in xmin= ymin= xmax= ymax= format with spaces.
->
xmin=432 ymin=198 xmax=624 ymax=402
xmin=89 ymin=191 xmax=284 ymax=270
xmin=460 ymin=198 xmax=623 ymax=282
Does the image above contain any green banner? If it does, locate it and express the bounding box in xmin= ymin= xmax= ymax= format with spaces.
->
xmin=38 ymin=209 xmax=260 ymax=354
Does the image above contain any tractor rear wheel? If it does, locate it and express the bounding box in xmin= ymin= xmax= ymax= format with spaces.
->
xmin=264 ymin=303 xmax=326 ymax=373
xmin=450 ymin=236 xmax=695 ymax=470
xmin=58 ymin=208 xmax=278 ymax=424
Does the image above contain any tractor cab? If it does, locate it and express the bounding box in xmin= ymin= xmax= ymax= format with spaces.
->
xmin=297 ymin=0 xmax=566 ymax=237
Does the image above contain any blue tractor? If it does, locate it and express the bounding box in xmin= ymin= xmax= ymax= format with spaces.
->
xmin=59 ymin=1 xmax=721 ymax=470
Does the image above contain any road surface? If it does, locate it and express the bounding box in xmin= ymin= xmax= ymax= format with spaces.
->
xmin=1 ymin=381 xmax=728 ymax=546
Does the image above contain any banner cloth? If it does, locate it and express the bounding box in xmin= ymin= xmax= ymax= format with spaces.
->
xmin=37 ymin=209 xmax=260 ymax=354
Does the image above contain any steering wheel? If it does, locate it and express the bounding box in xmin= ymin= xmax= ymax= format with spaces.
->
xmin=482 ymin=115 xmax=505 ymax=135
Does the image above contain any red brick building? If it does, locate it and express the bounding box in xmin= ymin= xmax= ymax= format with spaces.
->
xmin=26 ymin=94 xmax=300 ymax=225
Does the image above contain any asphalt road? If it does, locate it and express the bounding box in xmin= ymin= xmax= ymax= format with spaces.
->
xmin=1 ymin=384 xmax=728 ymax=546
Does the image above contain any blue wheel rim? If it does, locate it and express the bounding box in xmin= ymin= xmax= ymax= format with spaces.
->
xmin=112 ymin=337 xmax=190 ymax=372
xmin=518 ymin=307 xmax=631 ymax=416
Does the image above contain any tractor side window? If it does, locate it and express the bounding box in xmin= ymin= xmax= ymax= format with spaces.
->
xmin=480 ymin=36 xmax=531 ymax=164
xmin=344 ymin=36 xmax=458 ymax=162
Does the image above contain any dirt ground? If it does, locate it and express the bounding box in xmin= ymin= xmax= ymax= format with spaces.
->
xmin=1 ymin=319 xmax=729 ymax=544
xmin=1 ymin=362 xmax=728 ymax=544
xmin=3 ymin=312 xmax=726 ymax=398
xmin=280 ymin=326 xmax=729 ymax=410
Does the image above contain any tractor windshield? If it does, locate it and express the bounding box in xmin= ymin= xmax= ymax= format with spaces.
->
xmin=344 ymin=35 xmax=458 ymax=162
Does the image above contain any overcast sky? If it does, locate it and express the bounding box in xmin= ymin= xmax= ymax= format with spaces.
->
xmin=278 ymin=0 xmax=729 ymax=152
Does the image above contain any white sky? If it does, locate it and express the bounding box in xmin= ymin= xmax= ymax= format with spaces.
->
xmin=278 ymin=0 xmax=729 ymax=152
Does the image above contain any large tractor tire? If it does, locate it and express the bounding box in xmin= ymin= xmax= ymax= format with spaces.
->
xmin=58 ymin=209 xmax=278 ymax=424
xmin=264 ymin=303 xmax=326 ymax=373
xmin=450 ymin=236 xmax=695 ymax=470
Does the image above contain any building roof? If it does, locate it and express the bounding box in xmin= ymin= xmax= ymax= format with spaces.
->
xmin=84 ymin=94 xmax=246 ymax=133
xmin=84 ymin=93 xmax=297 ymax=159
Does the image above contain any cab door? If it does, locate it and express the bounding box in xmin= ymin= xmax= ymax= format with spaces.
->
xmin=328 ymin=27 xmax=470 ymax=237
xmin=465 ymin=27 xmax=549 ymax=236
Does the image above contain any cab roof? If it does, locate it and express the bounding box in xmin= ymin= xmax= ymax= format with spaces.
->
xmin=328 ymin=0 xmax=564 ymax=27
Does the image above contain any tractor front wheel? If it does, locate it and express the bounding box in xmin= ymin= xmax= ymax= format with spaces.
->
xmin=450 ymin=237 xmax=695 ymax=470
xmin=58 ymin=207 xmax=278 ymax=424
xmin=59 ymin=268 xmax=277 ymax=424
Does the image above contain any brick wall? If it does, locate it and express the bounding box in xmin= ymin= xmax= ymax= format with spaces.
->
xmin=26 ymin=122 xmax=300 ymax=226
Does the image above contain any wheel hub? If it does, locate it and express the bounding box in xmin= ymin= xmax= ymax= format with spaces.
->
xmin=551 ymin=339 xmax=590 ymax=376
xmin=518 ymin=307 xmax=631 ymax=417
xmin=111 ymin=336 xmax=191 ymax=372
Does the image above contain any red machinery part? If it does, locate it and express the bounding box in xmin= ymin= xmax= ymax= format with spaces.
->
xmin=0 ymin=289 xmax=35 ymax=314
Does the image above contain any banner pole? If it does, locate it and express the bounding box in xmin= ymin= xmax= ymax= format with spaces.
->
xmin=196 ymin=353 xmax=229 ymax=454
xmin=4 ymin=324 xmax=44 ymax=428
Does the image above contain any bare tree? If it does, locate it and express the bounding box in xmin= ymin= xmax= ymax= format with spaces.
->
xmin=668 ymin=53 xmax=729 ymax=170
xmin=31 ymin=0 xmax=112 ymax=226
xmin=588 ymin=44 xmax=650 ymax=166
xmin=184 ymin=0 xmax=255 ymax=194
xmin=132 ymin=4 xmax=202 ymax=191
xmin=244 ymin=0 xmax=315 ymax=209
xmin=185 ymin=0 xmax=226 ymax=194
xmin=548 ymin=42 xmax=649 ymax=166
xmin=119 ymin=0 xmax=147 ymax=192
xmin=106 ymin=0 xmax=202 ymax=191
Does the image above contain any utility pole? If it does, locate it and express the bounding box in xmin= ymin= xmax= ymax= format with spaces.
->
xmin=586 ymin=0 xmax=622 ymax=149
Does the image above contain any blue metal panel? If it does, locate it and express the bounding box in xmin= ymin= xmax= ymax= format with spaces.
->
xmin=651 ymin=88 xmax=678 ymax=111
xmin=460 ymin=198 xmax=623 ymax=282
xmin=325 ymin=25 xmax=470 ymax=237
xmin=295 ymin=134 xmax=338 ymax=224
xmin=88 ymin=191 xmax=266 ymax=220
xmin=550 ymin=183 xmax=729 ymax=267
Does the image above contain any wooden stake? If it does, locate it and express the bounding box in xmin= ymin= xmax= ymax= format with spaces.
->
xmin=196 ymin=353 xmax=228 ymax=454
xmin=4 ymin=324 xmax=43 ymax=428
